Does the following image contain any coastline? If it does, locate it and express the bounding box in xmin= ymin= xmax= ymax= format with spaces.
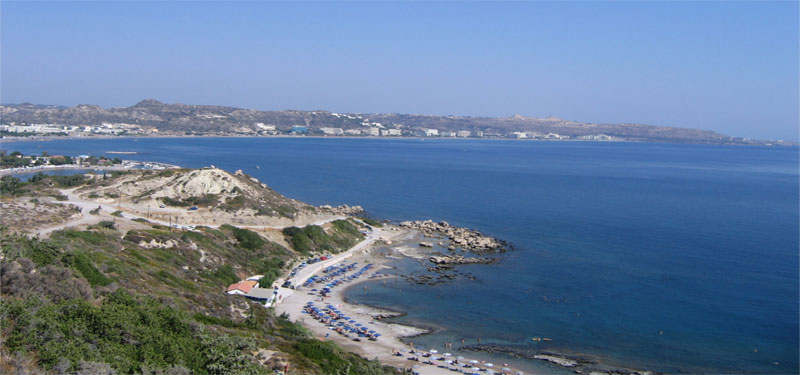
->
xmin=273 ymin=225 xmax=533 ymax=375
xmin=3 ymin=133 xmax=794 ymax=147
xmin=1 ymin=133 xmax=634 ymax=144
xmin=0 ymin=161 xmax=179 ymax=177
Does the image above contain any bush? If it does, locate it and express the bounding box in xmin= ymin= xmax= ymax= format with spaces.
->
xmin=0 ymin=231 xmax=62 ymax=267
xmin=0 ymin=290 xmax=264 ymax=374
xmin=68 ymin=252 xmax=113 ymax=287
xmin=163 ymin=195 xmax=218 ymax=207
xmin=255 ymin=257 xmax=284 ymax=287
xmin=200 ymin=264 xmax=238 ymax=285
xmin=221 ymin=225 xmax=264 ymax=250
xmin=360 ymin=217 xmax=384 ymax=227
xmin=282 ymin=222 xmax=363 ymax=255
xmin=1 ymin=176 xmax=24 ymax=196
xmin=90 ymin=221 xmax=116 ymax=230
xmin=47 ymin=174 xmax=87 ymax=187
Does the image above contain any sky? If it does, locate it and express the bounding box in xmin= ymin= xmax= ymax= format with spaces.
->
xmin=1 ymin=1 xmax=798 ymax=140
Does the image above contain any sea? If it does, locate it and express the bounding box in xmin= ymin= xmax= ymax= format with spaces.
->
xmin=4 ymin=137 xmax=798 ymax=374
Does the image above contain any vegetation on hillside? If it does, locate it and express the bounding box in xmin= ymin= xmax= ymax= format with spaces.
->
xmin=360 ymin=217 xmax=384 ymax=228
xmin=0 ymin=223 xmax=397 ymax=375
xmin=282 ymin=220 xmax=363 ymax=255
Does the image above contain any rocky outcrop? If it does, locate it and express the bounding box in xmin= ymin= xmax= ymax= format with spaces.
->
xmin=399 ymin=220 xmax=508 ymax=253
xmin=460 ymin=344 xmax=655 ymax=375
xmin=429 ymin=255 xmax=496 ymax=265
xmin=319 ymin=204 xmax=364 ymax=215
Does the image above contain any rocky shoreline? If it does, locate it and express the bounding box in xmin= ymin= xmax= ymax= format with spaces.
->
xmin=460 ymin=344 xmax=655 ymax=375
xmin=399 ymin=220 xmax=509 ymax=253
xmin=429 ymin=255 xmax=497 ymax=265
xmin=319 ymin=204 xmax=365 ymax=215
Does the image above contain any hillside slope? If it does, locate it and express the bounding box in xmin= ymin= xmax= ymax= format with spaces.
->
xmin=0 ymin=168 xmax=386 ymax=374
xmin=73 ymin=167 xmax=348 ymax=227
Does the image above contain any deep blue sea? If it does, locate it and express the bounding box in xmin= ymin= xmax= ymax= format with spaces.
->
xmin=4 ymin=137 xmax=798 ymax=374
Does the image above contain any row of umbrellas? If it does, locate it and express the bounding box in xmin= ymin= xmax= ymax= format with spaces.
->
xmin=303 ymin=262 xmax=359 ymax=288
xmin=408 ymin=349 xmax=520 ymax=375
xmin=303 ymin=301 xmax=381 ymax=340
xmin=316 ymin=263 xmax=374 ymax=296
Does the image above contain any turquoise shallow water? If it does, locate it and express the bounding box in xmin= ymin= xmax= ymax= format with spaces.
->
xmin=5 ymin=138 xmax=798 ymax=374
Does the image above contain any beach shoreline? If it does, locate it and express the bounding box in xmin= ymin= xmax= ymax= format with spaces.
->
xmin=273 ymin=225 xmax=533 ymax=375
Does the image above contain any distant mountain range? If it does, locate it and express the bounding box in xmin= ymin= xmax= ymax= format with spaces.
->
xmin=0 ymin=99 xmax=790 ymax=145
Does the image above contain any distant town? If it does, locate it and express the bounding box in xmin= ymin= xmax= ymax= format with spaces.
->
xmin=0 ymin=100 xmax=793 ymax=146
xmin=0 ymin=120 xmax=616 ymax=141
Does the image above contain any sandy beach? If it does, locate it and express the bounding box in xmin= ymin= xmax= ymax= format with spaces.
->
xmin=274 ymin=224 xmax=528 ymax=375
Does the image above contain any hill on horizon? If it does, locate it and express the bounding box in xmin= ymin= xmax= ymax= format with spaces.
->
xmin=0 ymin=99 xmax=787 ymax=145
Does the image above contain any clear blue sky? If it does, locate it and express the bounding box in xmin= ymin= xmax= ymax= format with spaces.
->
xmin=2 ymin=1 xmax=798 ymax=140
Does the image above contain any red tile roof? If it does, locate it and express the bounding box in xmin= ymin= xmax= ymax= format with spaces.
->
xmin=227 ymin=280 xmax=257 ymax=293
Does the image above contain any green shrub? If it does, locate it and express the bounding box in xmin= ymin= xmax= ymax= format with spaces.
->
xmin=90 ymin=221 xmax=116 ymax=230
xmin=192 ymin=313 xmax=246 ymax=329
xmin=0 ymin=231 xmax=62 ymax=267
xmin=222 ymin=225 xmax=265 ymax=250
xmin=360 ymin=217 xmax=384 ymax=227
xmin=0 ymin=290 xmax=264 ymax=374
xmin=69 ymin=252 xmax=113 ymax=286
xmin=255 ymin=257 xmax=284 ymax=287
xmin=282 ymin=223 xmax=363 ymax=255
xmin=0 ymin=176 xmax=25 ymax=196
xmin=200 ymin=264 xmax=238 ymax=285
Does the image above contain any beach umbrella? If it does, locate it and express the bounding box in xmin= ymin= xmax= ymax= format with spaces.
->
xmin=430 ymin=349 xmax=439 ymax=354
xmin=446 ymin=360 xmax=453 ymax=364
xmin=469 ymin=360 xmax=479 ymax=364
xmin=501 ymin=367 xmax=511 ymax=372
xmin=457 ymin=356 xmax=465 ymax=360
xmin=515 ymin=372 xmax=524 ymax=375
xmin=355 ymin=323 xmax=361 ymax=326
xmin=472 ymin=367 xmax=481 ymax=372
xmin=486 ymin=363 xmax=493 ymax=367
xmin=444 ymin=353 xmax=452 ymax=356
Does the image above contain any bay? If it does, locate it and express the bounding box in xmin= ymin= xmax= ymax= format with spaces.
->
xmin=4 ymin=137 xmax=798 ymax=374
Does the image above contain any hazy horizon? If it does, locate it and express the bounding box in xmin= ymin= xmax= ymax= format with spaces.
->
xmin=2 ymin=1 xmax=798 ymax=140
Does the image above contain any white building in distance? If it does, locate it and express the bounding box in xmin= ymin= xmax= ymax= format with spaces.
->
xmin=320 ymin=127 xmax=344 ymax=135
xmin=380 ymin=129 xmax=402 ymax=136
